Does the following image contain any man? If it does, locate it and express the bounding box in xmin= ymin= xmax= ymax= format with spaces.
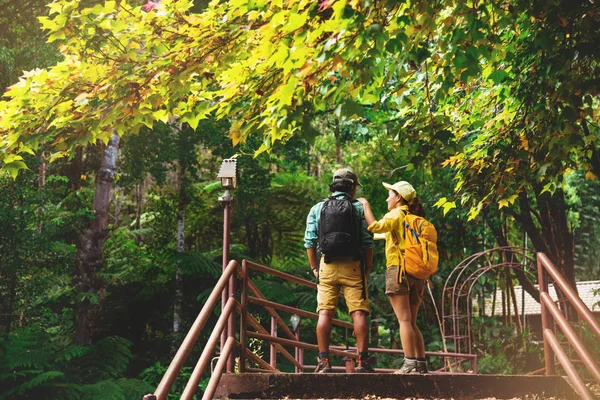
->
xmin=304 ymin=168 xmax=374 ymax=373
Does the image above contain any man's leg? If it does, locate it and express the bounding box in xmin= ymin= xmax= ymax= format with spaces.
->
xmin=315 ymin=260 xmax=338 ymax=373
xmin=350 ymin=310 xmax=369 ymax=353
xmin=342 ymin=260 xmax=373 ymax=372
xmin=317 ymin=309 xmax=334 ymax=354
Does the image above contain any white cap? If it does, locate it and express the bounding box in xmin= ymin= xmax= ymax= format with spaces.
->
xmin=382 ymin=181 xmax=416 ymax=202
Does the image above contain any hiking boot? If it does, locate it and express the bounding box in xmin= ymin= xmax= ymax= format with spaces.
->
xmin=416 ymin=360 xmax=428 ymax=374
xmin=315 ymin=357 xmax=332 ymax=373
xmin=355 ymin=355 xmax=375 ymax=373
xmin=394 ymin=358 xmax=418 ymax=374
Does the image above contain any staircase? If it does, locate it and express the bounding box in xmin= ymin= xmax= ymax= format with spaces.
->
xmin=143 ymin=254 xmax=600 ymax=400
xmin=214 ymin=373 xmax=577 ymax=399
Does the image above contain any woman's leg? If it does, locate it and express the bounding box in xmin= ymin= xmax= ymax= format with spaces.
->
xmin=388 ymin=294 xmax=416 ymax=358
xmin=409 ymin=299 xmax=425 ymax=358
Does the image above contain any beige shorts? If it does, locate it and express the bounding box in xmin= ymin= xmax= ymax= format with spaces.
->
xmin=385 ymin=266 xmax=426 ymax=305
xmin=317 ymin=257 xmax=369 ymax=314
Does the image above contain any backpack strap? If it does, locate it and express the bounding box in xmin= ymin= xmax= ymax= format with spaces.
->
xmin=404 ymin=221 xmax=420 ymax=244
xmin=395 ymin=209 xmax=409 ymax=283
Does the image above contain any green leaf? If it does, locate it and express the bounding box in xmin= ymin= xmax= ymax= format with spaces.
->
xmin=3 ymin=161 xmax=29 ymax=179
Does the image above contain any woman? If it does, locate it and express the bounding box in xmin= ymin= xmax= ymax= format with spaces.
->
xmin=358 ymin=181 xmax=428 ymax=374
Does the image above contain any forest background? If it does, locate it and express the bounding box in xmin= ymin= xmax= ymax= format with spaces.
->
xmin=0 ymin=0 xmax=599 ymax=398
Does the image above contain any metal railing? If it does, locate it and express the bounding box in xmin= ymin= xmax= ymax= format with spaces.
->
xmin=240 ymin=260 xmax=477 ymax=374
xmin=144 ymin=258 xmax=481 ymax=399
xmin=538 ymin=252 xmax=600 ymax=400
xmin=143 ymin=260 xmax=239 ymax=400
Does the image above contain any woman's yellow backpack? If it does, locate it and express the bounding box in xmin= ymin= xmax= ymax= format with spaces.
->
xmin=402 ymin=212 xmax=439 ymax=280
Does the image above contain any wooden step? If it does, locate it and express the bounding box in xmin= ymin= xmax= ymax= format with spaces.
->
xmin=214 ymin=373 xmax=576 ymax=399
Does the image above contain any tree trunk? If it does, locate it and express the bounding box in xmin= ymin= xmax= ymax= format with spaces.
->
xmin=5 ymin=272 xmax=17 ymax=334
xmin=135 ymin=183 xmax=143 ymax=229
xmin=173 ymin=155 xmax=186 ymax=342
xmin=172 ymin=121 xmax=186 ymax=352
xmin=514 ymin=188 xmax=577 ymax=318
xmin=74 ymin=133 xmax=120 ymax=345
xmin=334 ymin=119 xmax=342 ymax=164
xmin=486 ymin=212 xmax=540 ymax=302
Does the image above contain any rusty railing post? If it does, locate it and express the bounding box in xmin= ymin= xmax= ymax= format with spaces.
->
xmin=239 ymin=260 xmax=248 ymax=373
xmin=227 ymin=253 xmax=236 ymax=373
xmin=295 ymin=328 xmax=302 ymax=373
xmin=343 ymin=351 xmax=355 ymax=373
xmin=220 ymin=197 xmax=231 ymax=360
xmin=270 ymin=316 xmax=277 ymax=369
xmin=538 ymin=253 xmax=555 ymax=375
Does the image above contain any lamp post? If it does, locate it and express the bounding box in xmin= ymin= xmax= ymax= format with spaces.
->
xmin=217 ymin=158 xmax=237 ymax=373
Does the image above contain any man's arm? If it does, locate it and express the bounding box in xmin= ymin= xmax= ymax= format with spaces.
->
xmin=357 ymin=198 xmax=376 ymax=225
xmin=304 ymin=204 xmax=320 ymax=278
xmin=307 ymin=247 xmax=319 ymax=278
xmin=355 ymin=198 xmax=374 ymax=275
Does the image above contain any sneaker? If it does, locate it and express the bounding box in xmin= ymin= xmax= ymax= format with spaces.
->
xmin=315 ymin=357 xmax=332 ymax=373
xmin=416 ymin=360 xmax=428 ymax=374
xmin=394 ymin=358 xmax=418 ymax=374
xmin=355 ymin=355 xmax=375 ymax=373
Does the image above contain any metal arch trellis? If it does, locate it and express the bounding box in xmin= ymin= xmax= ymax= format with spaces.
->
xmin=441 ymin=246 xmax=538 ymax=370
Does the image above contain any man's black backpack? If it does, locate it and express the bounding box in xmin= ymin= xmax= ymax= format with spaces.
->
xmin=318 ymin=193 xmax=361 ymax=262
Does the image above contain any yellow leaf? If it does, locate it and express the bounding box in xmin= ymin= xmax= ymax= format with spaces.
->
xmin=498 ymin=199 xmax=508 ymax=209
xmin=454 ymin=179 xmax=464 ymax=192
xmin=3 ymin=154 xmax=24 ymax=164
xmin=540 ymin=182 xmax=554 ymax=194
xmin=284 ymin=12 xmax=307 ymax=33
xmin=279 ymin=76 xmax=298 ymax=107
xmin=467 ymin=208 xmax=478 ymax=221
xmin=433 ymin=197 xmax=447 ymax=208
xmin=229 ymin=120 xmax=243 ymax=146
xmin=442 ymin=201 xmax=456 ymax=216
xmin=585 ymin=171 xmax=597 ymax=181
xmin=153 ymin=109 xmax=170 ymax=124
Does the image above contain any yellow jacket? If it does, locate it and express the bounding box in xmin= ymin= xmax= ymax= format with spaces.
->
xmin=367 ymin=205 xmax=408 ymax=268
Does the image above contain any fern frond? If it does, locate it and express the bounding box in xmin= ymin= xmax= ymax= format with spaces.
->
xmin=0 ymin=371 xmax=64 ymax=400
xmin=59 ymin=345 xmax=89 ymax=362
xmin=177 ymin=251 xmax=221 ymax=277
xmin=31 ymin=273 xmax=74 ymax=306
xmin=1 ymin=328 xmax=53 ymax=369
xmin=295 ymin=291 xmax=318 ymax=312
xmin=18 ymin=371 xmax=65 ymax=392
xmin=70 ymin=337 xmax=132 ymax=381
xmin=253 ymin=279 xmax=296 ymax=304
xmin=79 ymin=379 xmax=126 ymax=400
xmin=115 ymin=378 xmax=155 ymax=399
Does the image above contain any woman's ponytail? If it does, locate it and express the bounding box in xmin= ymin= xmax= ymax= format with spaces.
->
xmin=408 ymin=197 xmax=425 ymax=217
